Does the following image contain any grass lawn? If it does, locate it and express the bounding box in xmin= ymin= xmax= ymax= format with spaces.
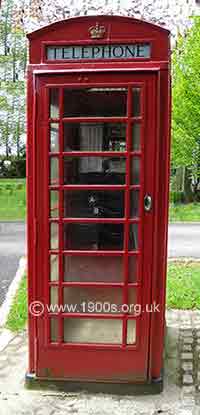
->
xmin=167 ymin=262 xmax=200 ymax=309
xmin=5 ymin=273 xmax=27 ymax=332
xmin=169 ymin=202 xmax=200 ymax=222
xmin=5 ymin=262 xmax=200 ymax=332
xmin=0 ymin=178 xmax=26 ymax=221
xmin=0 ymin=179 xmax=25 ymax=184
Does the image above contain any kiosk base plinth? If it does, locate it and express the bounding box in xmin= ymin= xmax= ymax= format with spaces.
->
xmin=25 ymin=372 xmax=163 ymax=395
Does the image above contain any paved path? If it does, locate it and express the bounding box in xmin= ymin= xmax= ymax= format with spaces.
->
xmin=0 ymin=222 xmax=26 ymax=307
xmin=168 ymin=223 xmax=200 ymax=258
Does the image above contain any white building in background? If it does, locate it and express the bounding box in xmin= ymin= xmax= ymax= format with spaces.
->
xmin=14 ymin=0 xmax=200 ymax=43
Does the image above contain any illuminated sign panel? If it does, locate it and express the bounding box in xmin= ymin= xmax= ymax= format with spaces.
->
xmin=46 ymin=44 xmax=151 ymax=60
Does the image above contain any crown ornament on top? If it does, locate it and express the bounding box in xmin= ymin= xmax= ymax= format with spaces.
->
xmin=89 ymin=22 xmax=106 ymax=39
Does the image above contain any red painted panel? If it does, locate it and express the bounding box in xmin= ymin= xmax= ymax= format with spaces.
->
xmin=27 ymin=16 xmax=170 ymax=384
xmin=27 ymin=15 xmax=170 ymax=64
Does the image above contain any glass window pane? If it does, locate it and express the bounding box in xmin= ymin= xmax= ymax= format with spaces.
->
xmin=50 ymin=318 xmax=59 ymax=342
xmin=50 ymin=157 xmax=59 ymax=185
xmin=55 ymin=47 xmax=63 ymax=60
xmin=64 ymin=123 xmax=126 ymax=152
xmin=64 ymin=318 xmax=122 ymax=344
xmin=129 ymin=224 xmax=138 ymax=251
xmin=63 ymin=287 xmax=122 ymax=314
xmin=64 ymin=255 xmax=124 ymax=282
xmin=128 ymin=256 xmax=139 ymax=283
xmin=50 ymin=123 xmax=59 ymax=152
xmin=63 ymin=88 xmax=127 ymax=117
xmin=132 ymin=88 xmax=141 ymax=117
xmin=64 ymin=156 xmax=126 ymax=185
xmin=50 ymin=286 xmax=59 ymax=308
xmin=64 ymin=223 xmax=124 ymax=250
xmin=49 ymin=88 xmax=59 ymax=118
xmin=50 ymin=255 xmax=59 ymax=281
xmin=127 ymin=319 xmax=136 ymax=344
xmin=47 ymin=47 xmax=55 ymax=60
xmin=130 ymin=190 xmax=140 ymax=218
xmin=132 ymin=123 xmax=141 ymax=151
xmin=131 ymin=157 xmax=140 ymax=185
xmin=63 ymin=190 xmax=124 ymax=218
xmin=50 ymin=191 xmax=59 ymax=218
xmin=50 ymin=222 xmax=59 ymax=250
xmin=128 ymin=288 xmax=137 ymax=314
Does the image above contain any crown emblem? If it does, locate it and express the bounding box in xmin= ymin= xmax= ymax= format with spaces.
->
xmin=89 ymin=23 xmax=106 ymax=39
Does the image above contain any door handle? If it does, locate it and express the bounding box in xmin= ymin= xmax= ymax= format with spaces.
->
xmin=144 ymin=194 xmax=152 ymax=212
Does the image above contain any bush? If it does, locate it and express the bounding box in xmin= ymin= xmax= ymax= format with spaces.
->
xmin=0 ymin=156 xmax=26 ymax=178
xmin=170 ymin=191 xmax=185 ymax=204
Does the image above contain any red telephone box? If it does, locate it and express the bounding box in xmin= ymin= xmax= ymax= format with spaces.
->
xmin=26 ymin=15 xmax=171 ymax=393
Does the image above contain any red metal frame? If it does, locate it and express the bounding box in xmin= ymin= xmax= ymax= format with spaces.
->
xmin=27 ymin=15 xmax=171 ymax=385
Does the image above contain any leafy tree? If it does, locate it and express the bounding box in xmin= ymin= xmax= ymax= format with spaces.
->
xmin=0 ymin=0 xmax=26 ymax=159
xmin=172 ymin=17 xmax=200 ymax=201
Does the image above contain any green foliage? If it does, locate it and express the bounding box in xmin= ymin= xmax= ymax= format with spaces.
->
xmin=172 ymin=17 xmax=200 ymax=171
xmin=170 ymin=191 xmax=185 ymax=204
xmin=0 ymin=178 xmax=26 ymax=220
xmin=0 ymin=0 xmax=27 ymax=158
xmin=167 ymin=262 xmax=200 ymax=309
xmin=169 ymin=202 xmax=200 ymax=222
xmin=6 ymin=274 xmax=27 ymax=331
xmin=0 ymin=154 xmax=26 ymax=177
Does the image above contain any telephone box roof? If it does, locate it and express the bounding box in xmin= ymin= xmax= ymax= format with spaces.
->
xmin=27 ymin=15 xmax=170 ymax=40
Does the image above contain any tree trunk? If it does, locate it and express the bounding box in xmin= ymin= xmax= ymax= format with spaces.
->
xmin=12 ymin=27 xmax=17 ymax=82
xmin=16 ymin=105 xmax=20 ymax=157
xmin=5 ymin=118 xmax=9 ymax=157
xmin=184 ymin=168 xmax=194 ymax=203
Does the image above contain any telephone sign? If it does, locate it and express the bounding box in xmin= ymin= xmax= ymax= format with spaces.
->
xmin=46 ymin=43 xmax=151 ymax=60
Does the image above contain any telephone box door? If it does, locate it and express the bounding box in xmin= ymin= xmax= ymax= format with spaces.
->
xmin=35 ymin=71 xmax=157 ymax=382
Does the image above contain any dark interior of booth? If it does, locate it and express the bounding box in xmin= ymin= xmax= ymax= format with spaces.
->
xmin=51 ymin=87 xmax=139 ymax=252
xmin=63 ymin=88 xmax=125 ymax=251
